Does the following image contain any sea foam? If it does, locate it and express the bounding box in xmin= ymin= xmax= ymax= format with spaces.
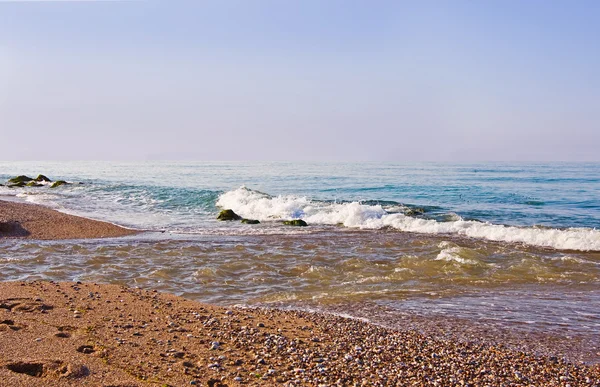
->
xmin=217 ymin=187 xmax=600 ymax=251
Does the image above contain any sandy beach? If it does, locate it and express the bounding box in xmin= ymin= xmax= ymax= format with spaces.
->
xmin=0 ymin=200 xmax=138 ymax=240
xmin=1 ymin=200 xmax=600 ymax=386
xmin=0 ymin=281 xmax=598 ymax=387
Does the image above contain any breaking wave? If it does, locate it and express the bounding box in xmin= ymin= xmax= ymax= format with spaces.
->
xmin=217 ymin=187 xmax=600 ymax=251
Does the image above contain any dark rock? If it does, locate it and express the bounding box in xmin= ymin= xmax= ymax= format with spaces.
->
xmin=26 ymin=181 xmax=43 ymax=187
xmin=7 ymin=182 xmax=27 ymax=188
xmin=50 ymin=180 xmax=69 ymax=188
xmin=7 ymin=175 xmax=33 ymax=184
xmin=405 ymin=207 xmax=425 ymax=216
xmin=34 ymin=174 xmax=52 ymax=182
xmin=217 ymin=209 xmax=242 ymax=221
xmin=283 ymin=219 xmax=308 ymax=227
xmin=241 ymin=219 xmax=260 ymax=224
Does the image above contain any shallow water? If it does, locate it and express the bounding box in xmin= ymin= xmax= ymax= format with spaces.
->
xmin=1 ymin=162 xmax=600 ymax=362
xmin=2 ymin=231 xmax=599 ymax=361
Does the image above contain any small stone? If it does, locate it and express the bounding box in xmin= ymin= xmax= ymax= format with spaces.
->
xmin=217 ymin=209 xmax=241 ymax=221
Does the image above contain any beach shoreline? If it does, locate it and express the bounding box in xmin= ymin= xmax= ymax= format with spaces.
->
xmin=1 ymin=198 xmax=600 ymax=385
xmin=0 ymin=281 xmax=598 ymax=386
xmin=0 ymin=199 xmax=138 ymax=240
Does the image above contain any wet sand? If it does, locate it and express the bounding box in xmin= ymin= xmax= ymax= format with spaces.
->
xmin=0 ymin=200 xmax=138 ymax=240
xmin=0 ymin=281 xmax=598 ymax=387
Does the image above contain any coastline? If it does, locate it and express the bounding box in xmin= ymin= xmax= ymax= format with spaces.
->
xmin=1 ymin=198 xmax=599 ymax=385
xmin=1 ymin=281 xmax=598 ymax=386
xmin=0 ymin=199 xmax=138 ymax=240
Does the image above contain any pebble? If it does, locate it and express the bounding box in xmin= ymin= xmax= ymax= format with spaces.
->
xmin=15 ymin=282 xmax=600 ymax=387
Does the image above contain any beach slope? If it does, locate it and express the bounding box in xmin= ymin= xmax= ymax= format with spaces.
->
xmin=0 ymin=200 xmax=137 ymax=240
xmin=0 ymin=281 xmax=598 ymax=386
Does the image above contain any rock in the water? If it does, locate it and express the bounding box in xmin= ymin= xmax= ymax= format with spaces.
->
xmin=405 ymin=207 xmax=425 ymax=216
xmin=8 ymin=175 xmax=33 ymax=184
xmin=217 ymin=209 xmax=242 ymax=221
xmin=283 ymin=219 xmax=308 ymax=227
xmin=34 ymin=174 xmax=52 ymax=182
xmin=7 ymin=182 xmax=27 ymax=188
xmin=241 ymin=219 xmax=260 ymax=224
xmin=50 ymin=180 xmax=69 ymax=188
xmin=26 ymin=181 xmax=43 ymax=187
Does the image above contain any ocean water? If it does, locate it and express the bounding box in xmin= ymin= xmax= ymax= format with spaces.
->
xmin=1 ymin=162 xmax=600 ymax=360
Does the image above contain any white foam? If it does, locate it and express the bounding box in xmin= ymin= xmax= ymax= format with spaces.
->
xmin=216 ymin=187 xmax=387 ymax=226
xmin=216 ymin=187 xmax=311 ymax=220
xmin=380 ymin=214 xmax=600 ymax=251
xmin=435 ymin=246 xmax=479 ymax=265
xmin=217 ymin=187 xmax=600 ymax=251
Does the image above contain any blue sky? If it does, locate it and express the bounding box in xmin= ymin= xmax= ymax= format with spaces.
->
xmin=1 ymin=0 xmax=598 ymax=161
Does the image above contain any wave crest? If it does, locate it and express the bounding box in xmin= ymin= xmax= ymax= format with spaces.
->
xmin=217 ymin=187 xmax=600 ymax=251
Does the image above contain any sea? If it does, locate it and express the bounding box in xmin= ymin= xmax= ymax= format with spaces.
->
xmin=1 ymin=161 xmax=599 ymax=362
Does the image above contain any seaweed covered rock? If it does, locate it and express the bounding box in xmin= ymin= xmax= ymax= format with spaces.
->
xmin=26 ymin=181 xmax=43 ymax=187
xmin=50 ymin=180 xmax=69 ymax=188
xmin=283 ymin=219 xmax=308 ymax=227
xmin=241 ymin=219 xmax=260 ymax=224
xmin=8 ymin=175 xmax=33 ymax=184
xmin=217 ymin=209 xmax=242 ymax=221
xmin=7 ymin=182 xmax=27 ymax=188
xmin=35 ymin=174 xmax=52 ymax=182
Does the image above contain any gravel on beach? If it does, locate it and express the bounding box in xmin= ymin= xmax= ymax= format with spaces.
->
xmin=0 ymin=281 xmax=598 ymax=386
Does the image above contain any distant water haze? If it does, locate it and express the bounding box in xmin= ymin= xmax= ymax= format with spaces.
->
xmin=1 ymin=1 xmax=599 ymax=161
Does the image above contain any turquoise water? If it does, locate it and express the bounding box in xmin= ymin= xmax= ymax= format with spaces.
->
xmin=1 ymin=161 xmax=600 ymax=361
xmin=1 ymin=162 xmax=599 ymax=247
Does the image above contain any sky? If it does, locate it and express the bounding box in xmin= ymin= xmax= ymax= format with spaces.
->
xmin=0 ymin=0 xmax=599 ymax=161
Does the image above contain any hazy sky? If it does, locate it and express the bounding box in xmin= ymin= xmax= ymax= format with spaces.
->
xmin=1 ymin=0 xmax=599 ymax=161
